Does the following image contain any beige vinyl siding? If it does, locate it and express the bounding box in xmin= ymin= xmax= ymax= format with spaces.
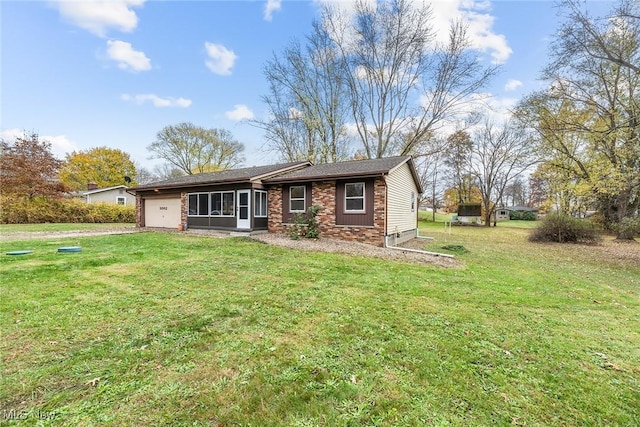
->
xmin=386 ymin=162 xmax=419 ymax=235
xmin=86 ymin=188 xmax=135 ymax=205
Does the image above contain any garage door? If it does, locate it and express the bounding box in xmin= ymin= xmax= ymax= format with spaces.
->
xmin=144 ymin=198 xmax=181 ymax=228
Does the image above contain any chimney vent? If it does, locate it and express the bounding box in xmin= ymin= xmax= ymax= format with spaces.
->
xmin=87 ymin=182 xmax=98 ymax=191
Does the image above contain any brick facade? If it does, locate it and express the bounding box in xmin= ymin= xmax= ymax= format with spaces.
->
xmin=180 ymin=192 xmax=187 ymax=225
xmin=135 ymin=195 xmax=144 ymax=228
xmin=268 ymin=178 xmax=387 ymax=246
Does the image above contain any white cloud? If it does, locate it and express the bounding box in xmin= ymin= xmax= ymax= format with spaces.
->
xmin=204 ymin=42 xmax=237 ymax=75
xmin=121 ymin=94 xmax=192 ymax=108
xmin=0 ymin=128 xmax=78 ymax=159
xmin=264 ymin=0 xmax=282 ymax=21
xmin=55 ymin=0 xmax=144 ymax=37
xmin=504 ymin=79 xmax=523 ymax=92
xmin=225 ymin=104 xmax=254 ymax=121
xmin=106 ymin=40 xmax=151 ymax=72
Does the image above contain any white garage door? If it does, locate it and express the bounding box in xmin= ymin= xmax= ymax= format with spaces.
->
xmin=145 ymin=198 xmax=181 ymax=228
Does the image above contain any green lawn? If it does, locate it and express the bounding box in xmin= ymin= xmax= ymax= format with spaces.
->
xmin=0 ymin=223 xmax=135 ymax=234
xmin=1 ymin=225 xmax=638 ymax=426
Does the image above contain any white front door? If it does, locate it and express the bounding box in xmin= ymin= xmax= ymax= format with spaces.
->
xmin=237 ymin=190 xmax=251 ymax=230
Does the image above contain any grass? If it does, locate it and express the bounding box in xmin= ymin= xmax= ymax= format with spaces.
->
xmin=1 ymin=226 xmax=639 ymax=426
xmin=0 ymin=223 xmax=134 ymax=234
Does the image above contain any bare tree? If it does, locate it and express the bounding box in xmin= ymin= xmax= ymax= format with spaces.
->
xmin=416 ymin=148 xmax=446 ymax=222
xmin=468 ymin=119 xmax=536 ymax=227
xmin=556 ymin=0 xmax=640 ymax=73
xmin=442 ymin=130 xmax=475 ymax=204
xmin=322 ymin=0 xmax=498 ymax=158
xmin=254 ymin=21 xmax=351 ymax=163
xmin=148 ymin=123 xmax=244 ymax=175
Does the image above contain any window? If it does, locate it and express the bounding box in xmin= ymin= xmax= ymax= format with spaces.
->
xmin=188 ymin=193 xmax=209 ymax=216
xmin=116 ymin=196 xmax=126 ymax=205
xmin=255 ymin=190 xmax=268 ymax=217
xmin=289 ymin=185 xmax=305 ymax=212
xmin=345 ymin=182 xmax=365 ymax=212
xmin=411 ymin=191 xmax=415 ymax=212
xmin=211 ymin=191 xmax=235 ymax=216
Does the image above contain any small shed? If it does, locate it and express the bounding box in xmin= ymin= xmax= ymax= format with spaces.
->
xmin=456 ymin=203 xmax=482 ymax=224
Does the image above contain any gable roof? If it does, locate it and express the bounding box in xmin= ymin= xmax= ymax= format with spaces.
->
xmin=131 ymin=161 xmax=310 ymax=192
xmin=264 ymin=156 xmax=423 ymax=193
xmin=83 ymin=185 xmax=128 ymax=195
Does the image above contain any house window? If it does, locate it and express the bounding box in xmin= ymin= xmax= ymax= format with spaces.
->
xmin=289 ymin=185 xmax=306 ymax=213
xmin=255 ymin=190 xmax=268 ymax=217
xmin=188 ymin=193 xmax=209 ymax=216
xmin=211 ymin=191 xmax=235 ymax=216
xmin=411 ymin=191 xmax=415 ymax=212
xmin=345 ymin=182 xmax=365 ymax=212
xmin=116 ymin=196 xmax=126 ymax=205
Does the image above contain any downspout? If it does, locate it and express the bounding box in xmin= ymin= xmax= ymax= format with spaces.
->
xmin=385 ymin=243 xmax=455 ymax=258
xmin=383 ymin=175 xmax=389 ymax=247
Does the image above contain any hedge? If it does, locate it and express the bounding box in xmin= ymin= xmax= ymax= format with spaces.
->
xmin=1 ymin=197 xmax=135 ymax=224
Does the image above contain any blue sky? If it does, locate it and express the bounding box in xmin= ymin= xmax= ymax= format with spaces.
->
xmin=0 ymin=0 xmax=611 ymax=168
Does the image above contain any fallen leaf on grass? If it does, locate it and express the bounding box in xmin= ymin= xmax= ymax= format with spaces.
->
xmin=85 ymin=377 xmax=101 ymax=387
xmin=501 ymin=393 xmax=508 ymax=403
xmin=604 ymin=361 xmax=623 ymax=371
xmin=350 ymin=375 xmax=357 ymax=384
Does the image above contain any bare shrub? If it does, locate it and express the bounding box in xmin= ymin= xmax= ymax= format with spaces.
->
xmin=529 ymin=213 xmax=601 ymax=243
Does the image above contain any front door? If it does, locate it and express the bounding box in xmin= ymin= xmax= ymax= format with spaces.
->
xmin=237 ymin=190 xmax=251 ymax=230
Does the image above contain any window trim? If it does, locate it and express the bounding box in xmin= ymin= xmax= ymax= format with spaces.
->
xmin=188 ymin=192 xmax=209 ymax=217
xmin=254 ymin=190 xmax=268 ymax=218
xmin=210 ymin=191 xmax=235 ymax=217
xmin=344 ymin=182 xmax=366 ymax=213
xmin=289 ymin=185 xmax=306 ymax=213
xmin=116 ymin=196 xmax=126 ymax=206
xmin=411 ymin=191 xmax=415 ymax=213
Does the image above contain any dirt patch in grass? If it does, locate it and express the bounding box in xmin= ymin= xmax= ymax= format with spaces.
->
xmin=250 ymin=234 xmax=460 ymax=268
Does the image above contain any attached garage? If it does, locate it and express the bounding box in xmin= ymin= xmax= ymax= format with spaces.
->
xmin=144 ymin=197 xmax=181 ymax=228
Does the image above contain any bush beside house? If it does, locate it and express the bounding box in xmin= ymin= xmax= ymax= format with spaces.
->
xmin=1 ymin=197 xmax=135 ymax=224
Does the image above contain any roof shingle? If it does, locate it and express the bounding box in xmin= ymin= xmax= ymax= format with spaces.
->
xmin=132 ymin=161 xmax=309 ymax=191
xmin=264 ymin=156 xmax=412 ymax=183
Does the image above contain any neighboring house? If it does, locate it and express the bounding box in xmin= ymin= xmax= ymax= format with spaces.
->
xmin=494 ymin=208 xmax=510 ymax=222
xmin=83 ymin=185 xmax=135 ymax=206
xmin=130 ymin=156 xmax=423 ymax=246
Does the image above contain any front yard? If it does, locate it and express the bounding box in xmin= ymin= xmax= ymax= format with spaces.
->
xmin=1 ymin=224 xmax=638 ymax=425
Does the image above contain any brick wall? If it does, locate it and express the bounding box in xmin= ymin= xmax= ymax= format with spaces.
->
xmin=268 ymin=185 xmax=284 ymax=233
xmin=180 ymin=192 xmax=187 ymax=225
xmin=135 ymin=195 xmax=144 ymax=228
xmin=267 ymin=178 xmax=387 ymax=246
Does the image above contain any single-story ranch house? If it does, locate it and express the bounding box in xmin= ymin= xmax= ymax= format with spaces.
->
xmin=130 ymin=156 xmax=422 ymax=246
